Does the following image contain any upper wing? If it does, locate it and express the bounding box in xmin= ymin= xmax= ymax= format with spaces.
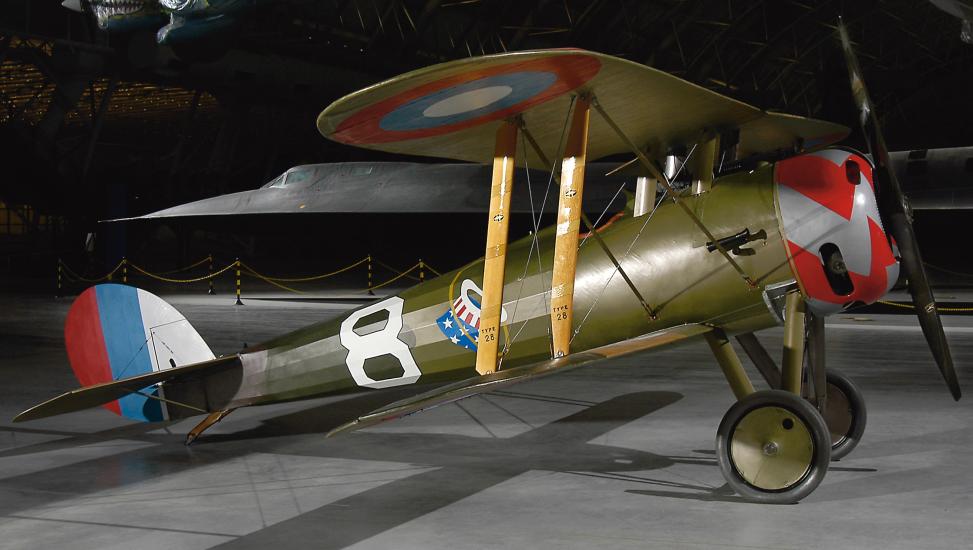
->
xmin=13 ymin=354 xmax=240 ymax=422
xmin=317 ymin=49 xmax=847 ymax=168
xmin=328 ymin=323 xmax=712 ymax=437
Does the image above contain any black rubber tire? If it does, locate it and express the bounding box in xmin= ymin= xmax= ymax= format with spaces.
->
xmin=716 ymin=390 xmax=831 ymax=504
xmin=822 ymin=369 xmax=867 ymax=460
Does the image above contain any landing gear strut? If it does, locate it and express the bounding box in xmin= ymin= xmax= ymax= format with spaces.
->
xmin=736 ymin=309 xmax=869 ymax=460
xmin=707 ymin=292 xmax=863 ymax=503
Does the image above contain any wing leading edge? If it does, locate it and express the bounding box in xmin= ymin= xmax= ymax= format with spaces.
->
xmin=14 ymin=354 xmax=241 ymax=422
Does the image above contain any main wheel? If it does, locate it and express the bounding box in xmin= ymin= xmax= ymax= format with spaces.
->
xmin=716 ymin=390 xmax=831 ymax=504
xmin=819 ymin=369 xmax=867 ymax=460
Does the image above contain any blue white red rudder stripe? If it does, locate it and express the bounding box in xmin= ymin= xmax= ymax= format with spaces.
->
xmin=64 ymin=284 xmax=215 ymax=421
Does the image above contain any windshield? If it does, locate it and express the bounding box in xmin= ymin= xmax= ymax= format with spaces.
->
xmin=263 ymin=166 xmax=314 ymax=189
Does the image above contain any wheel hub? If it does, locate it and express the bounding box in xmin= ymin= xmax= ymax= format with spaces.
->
xmin=730 ymin=406 xmax=814 ymax=490
xmin=762 ymin=441 xmax=780 ymax=456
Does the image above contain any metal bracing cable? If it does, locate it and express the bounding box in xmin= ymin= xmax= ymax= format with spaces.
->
xmin=501 ymin=134 xmax=537 ymax=357
xmin=578 ymin=180 xmax=627 ymax=250
xmin=501 ymin=99 xmax=577 ymax=360
xmin=521 ymin=112 xmax=660 ymax=324
xmin=570 ymin=143 xmax=702 ymax=342
xmin=571 ymin=188 xmax=669 ymax=343
xmin=590 ymin=96 xmax=756 ymax=288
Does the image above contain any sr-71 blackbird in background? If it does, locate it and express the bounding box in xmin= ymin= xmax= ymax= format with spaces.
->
xmin=119 ymin=145 xmax=973 ymax=220
xmin=14 ymin=23 xmax=964 ymax=504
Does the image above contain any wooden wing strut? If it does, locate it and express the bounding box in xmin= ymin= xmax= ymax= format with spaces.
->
xmin=550 ymin=97 xmax=591 ymax=358
xmin=475 ymin=121 xmax=518 ymax=375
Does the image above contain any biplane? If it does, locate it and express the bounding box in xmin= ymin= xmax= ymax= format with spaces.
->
xmin=15 ymin=24 xmax=962 ymax=504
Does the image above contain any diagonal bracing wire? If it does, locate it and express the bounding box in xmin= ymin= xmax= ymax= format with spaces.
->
xmin=501 ymin=98 xmax=577 ymax=360
xmin=570 ymin=143 xmax=698 ymax=343
xmin=571 ymin=188 xmax=667 ymax=343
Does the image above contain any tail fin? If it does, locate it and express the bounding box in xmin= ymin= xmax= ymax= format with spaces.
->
xmin=65 ymin=284 xmax=215 ymax=421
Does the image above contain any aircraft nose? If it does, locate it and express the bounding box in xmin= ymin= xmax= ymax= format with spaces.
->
xmin=775 ymin=148 xmax=899 ymax=315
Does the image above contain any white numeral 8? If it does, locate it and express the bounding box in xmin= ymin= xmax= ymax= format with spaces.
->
xmin=340 ymin=296 xmax=421 ymax=389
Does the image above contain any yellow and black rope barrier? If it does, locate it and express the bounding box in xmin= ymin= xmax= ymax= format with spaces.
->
xmin=58 ymin=258 xmax=125 ymax=284
xmin=127 ymin=260 xmax=236 ymax=284
xmin=208 ymin=255 xmax=215 ymax=295
xmin=242 ymin=256 xmax=370 ymax=283
xmin=235 ymin=259 xmax=243 ymax=305
xmin=876 ymin=300 xmax=973 ymax=313
xmin=239 ymin=262 xmax=305 ymax=295
xmin=367 ymin=254 xmax=373 ymax=295
xmin=156 ymin=255 xmax=212 ymax=276
xmin=57 ymin=254 xmax=445 ymax=302
xmin=368 ymin=262 xmax=422 ymax=291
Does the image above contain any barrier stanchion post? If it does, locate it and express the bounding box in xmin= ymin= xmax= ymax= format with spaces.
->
xmin=419 ymin=259 xmax=425 ymax=284
xmin=208 ymin=254 xmax=215 ymax=295
xmin=367 ymin=254 xmax=374 ymax=295
xmin=56 ymin=259 xmax=62 ymax=298
xmin=122 ymin=257 xmax=128 ymax=284
xmin=235 ymin=258 xmax=243 ymax=305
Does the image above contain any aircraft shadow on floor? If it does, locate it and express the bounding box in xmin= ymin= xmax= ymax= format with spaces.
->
xmin=1 ymin=391 xmax=686 ymax=533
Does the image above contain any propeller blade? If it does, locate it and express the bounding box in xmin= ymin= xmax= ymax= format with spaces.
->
xmin=837 ymin=20 xmax=961 ymax=400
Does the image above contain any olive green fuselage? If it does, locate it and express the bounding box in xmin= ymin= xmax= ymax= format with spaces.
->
xmin=180 ymin=164 xmax=794 ymax=412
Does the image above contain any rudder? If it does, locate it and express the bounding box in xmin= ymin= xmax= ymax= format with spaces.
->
xmin=65 ymin=284 xmax=215 ymax=421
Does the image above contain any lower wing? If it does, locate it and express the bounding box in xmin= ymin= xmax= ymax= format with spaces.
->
xmin=328 ymin=323 xmax=712 ymax=437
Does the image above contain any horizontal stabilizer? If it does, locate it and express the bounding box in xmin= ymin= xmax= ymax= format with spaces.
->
xmin=14 ymin=354 xmax=240 ymax=423
xmin=328 ymin=323 xmax=711 ymax=437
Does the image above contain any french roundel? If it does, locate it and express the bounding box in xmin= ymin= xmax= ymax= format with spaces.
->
xmin=333 ymin=53 xmax=602 ymax=144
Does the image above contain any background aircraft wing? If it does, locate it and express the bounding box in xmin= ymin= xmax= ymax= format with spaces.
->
xmin=317 ymin=49 xmax=847 ymax=168
xmin=328 ymin=323 xmax=712 ymax=437
xmin=109 ymin=162 xmax=633 ymax=221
